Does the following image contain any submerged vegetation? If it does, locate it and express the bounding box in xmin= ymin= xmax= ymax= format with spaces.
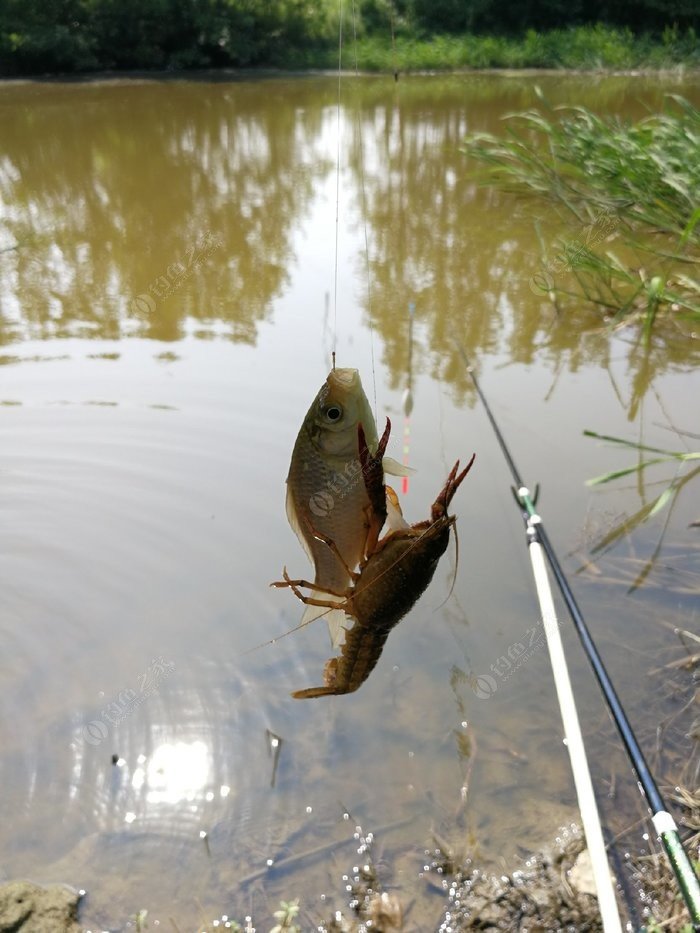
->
xmin=585 ymin=430 xmax=700 ymax=524
xmin=1 ymin=0 xmax=699 ymax=75
xmin=580 ymin=429 xmax=700 ymax=592
xmin=463 ymin=95 xmax=700 ymax=336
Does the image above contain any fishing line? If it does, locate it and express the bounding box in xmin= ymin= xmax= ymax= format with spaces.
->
xmin=332 ymin=0 xmax=378 ymax=421
xmin=388 ymin=0 xmax=399 ymax=81
xmin=241 ymin=604 xmax=334 ymax=656
xmin=350 ymin=0 xmax=378 ymax=423
xmin=332 ymin=0 xmax=343 ymax=361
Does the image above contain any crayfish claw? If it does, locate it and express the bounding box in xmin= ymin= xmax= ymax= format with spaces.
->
xmin=431 ymin=453 xmax=476 ymax=521
xmin=359 ymin=417 xmax=391 ymax=560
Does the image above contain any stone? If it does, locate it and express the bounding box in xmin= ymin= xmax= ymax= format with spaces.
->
xmin=0 ymin=880 xmax=82 ymax=933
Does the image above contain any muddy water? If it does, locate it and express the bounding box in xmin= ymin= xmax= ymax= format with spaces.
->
xmin=1 ymin=72 xmax=699 ymax=929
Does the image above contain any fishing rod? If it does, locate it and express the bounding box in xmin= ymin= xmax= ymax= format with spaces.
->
xmin=458 ymin=346 xmax=700 ymax=931
xmin=459 ymin=355 xmax=622 ymax=931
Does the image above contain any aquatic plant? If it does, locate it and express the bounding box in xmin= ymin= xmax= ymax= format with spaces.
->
xmin=463 ymin=95 xmax=700 ymax=337
xmin=585 ymin=430 xmax=700 ymax=524
xmin=578 ymin=427 xmax=700 ymax=598
xmin=582 ymin=428 xmax=699 ymax=590
xmin=270 ymin=899 xmax=301 ymax=933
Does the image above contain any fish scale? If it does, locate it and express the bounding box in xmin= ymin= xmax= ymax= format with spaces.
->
xmin=285 ymin=368 xmax=379 ymax=647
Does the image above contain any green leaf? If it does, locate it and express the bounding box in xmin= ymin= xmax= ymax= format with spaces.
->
xmin=583 ymin=429 xmax=684 ymax=458
xmin=586 ymin=457 xmax=674 ymax=486
xmin=647 ymin=484 xmax=676 ymax=517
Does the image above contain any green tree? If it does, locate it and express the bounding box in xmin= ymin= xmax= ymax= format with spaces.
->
xmin=0 ymin=0 xmax=97 ymax=73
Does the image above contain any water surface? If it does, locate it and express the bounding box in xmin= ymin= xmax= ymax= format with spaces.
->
xmin=1 ymin=71 xmax=699 ymax=929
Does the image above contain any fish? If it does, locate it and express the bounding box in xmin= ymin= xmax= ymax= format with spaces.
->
xmin=275 ymin=419 xmax=476 ymax=697
xmin=285 ymin=368 xmax=406 ymax=647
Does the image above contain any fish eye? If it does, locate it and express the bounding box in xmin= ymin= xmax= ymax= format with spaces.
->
xmin=325 ymin=405 xmax=343 ymax=423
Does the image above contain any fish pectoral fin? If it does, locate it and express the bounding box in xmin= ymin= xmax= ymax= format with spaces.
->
xmin=385 ymin=485 xmax=411 ymax=532
xmin=327 ymin=608 xmax=350 ymax=650
xmin=299 ymin=600 xmax=349 ymax=652
xmin=383 ymin=456 xmax=415 ymax=477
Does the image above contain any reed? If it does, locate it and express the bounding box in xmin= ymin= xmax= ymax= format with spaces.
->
xmin=463 ymin=95 xmax=700 ymax=335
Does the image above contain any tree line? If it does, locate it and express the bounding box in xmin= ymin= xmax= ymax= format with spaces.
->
xmin=0 ymin=0 xmax=698 ymax=76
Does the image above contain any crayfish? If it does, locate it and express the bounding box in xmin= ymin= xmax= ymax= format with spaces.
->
xmin=272 ymin=419 xmax=475 ymax=697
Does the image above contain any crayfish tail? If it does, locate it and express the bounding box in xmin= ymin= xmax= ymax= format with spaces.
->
xmin=291 ymin=685 xmax=335 ymax=698
xmin=291 ymin=684 xmax=358 ymax=699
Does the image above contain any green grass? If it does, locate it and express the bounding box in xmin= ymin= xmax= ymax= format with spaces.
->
xmin=291 ymin=25 xmax=700 ymax=72
xmin=582 ymin=429 xmax=700 ymax=594
xmin=462 ymin=95 xmax=700 ymax=335
xmin=3 ymin=15 xmax=699 ymax=75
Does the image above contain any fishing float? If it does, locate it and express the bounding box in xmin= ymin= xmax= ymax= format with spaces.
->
xmin=458 ymin=346 xmax=700 ymax=932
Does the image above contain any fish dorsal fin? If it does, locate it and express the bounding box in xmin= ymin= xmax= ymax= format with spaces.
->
xmin=285 ymin=483 xmax=315 ymax=568
xmin=385 ymin=485 xmax=411 ymax=533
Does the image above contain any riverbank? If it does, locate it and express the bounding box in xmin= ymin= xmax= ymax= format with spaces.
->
xmin=296 ymin=26 xmax=700 ymax=73
xmin=2 ymin=24 xmax=699 ymax=78
xmin=2 ymin=64 xmax=699 ymax=89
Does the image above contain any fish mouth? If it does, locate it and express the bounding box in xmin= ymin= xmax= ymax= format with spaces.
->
xmin=328 ymin=368 xmax=359 ymax=390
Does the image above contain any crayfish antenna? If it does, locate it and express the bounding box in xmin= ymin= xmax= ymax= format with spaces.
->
xmin=434 ymin=517 xmax=460 ymax=610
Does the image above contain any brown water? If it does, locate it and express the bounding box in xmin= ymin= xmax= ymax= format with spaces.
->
xmin=1 ymin=72 xmax=699 ymax=930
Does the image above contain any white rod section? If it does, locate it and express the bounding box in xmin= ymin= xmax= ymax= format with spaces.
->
xmin=528 ymin=528 xmax=622 ymax=933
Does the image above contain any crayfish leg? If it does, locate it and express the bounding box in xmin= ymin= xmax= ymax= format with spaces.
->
xmin=270 ymin=568 xmax=346 ymax=603
xmin=300 ymin=516 xmax=358 ymax=581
